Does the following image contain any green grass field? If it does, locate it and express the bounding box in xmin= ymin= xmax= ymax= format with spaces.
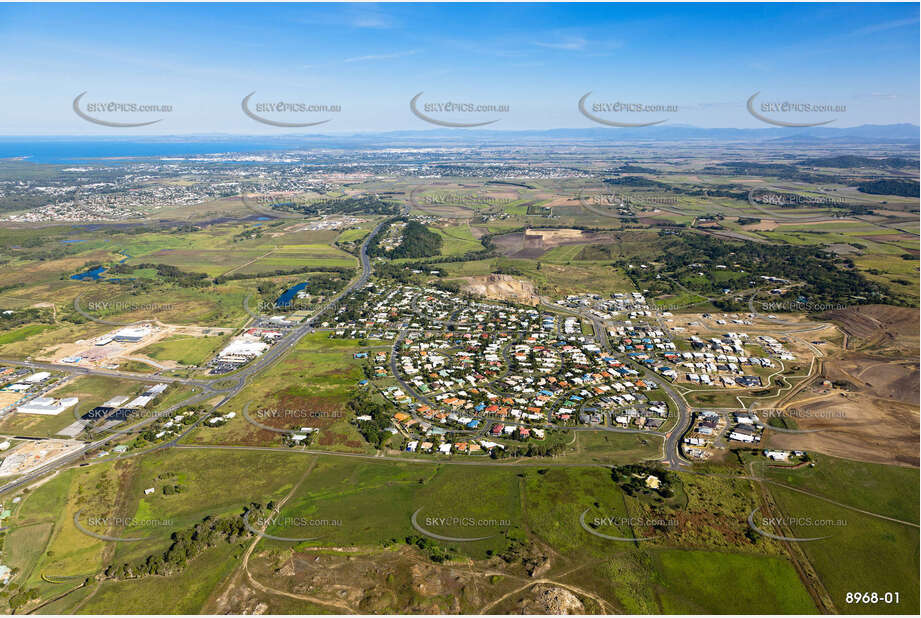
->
xmin=651 ymin=549 xmax=817 ymax=613
xmin=768 ymin=486 xmax=919 ymax=614
xmin=5 ymin=445 xmax=889 ymax=615
xmin=185 ymin=332 xmax=368 ymax=450
xmin=336 ymin=226 xmax=372 ymax=244
xmin=563 ymin=431 xmax=663 ymax=464
xmin=764 ymin=453 xmax=920 ymax=524
xmin=432 ymin=224 xmax=484 ymax=256
xmin=77 ymin=541 xmax=243 ymax=614
xmin=140 ymin=334 xmax=227 ymax=366
xmin=266 ymin=459 xmax=520 ymax=559
xmin=521 ymin=467 xmax=633 ymax=556
xmin=0 ymin=323 xmax=54 ymax=345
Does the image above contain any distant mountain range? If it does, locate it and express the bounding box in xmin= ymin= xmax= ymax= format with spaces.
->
xmin=4 ymin=124 xmax=918 ymax=143
xmin=369 ymin=123 xmax=920 ymax=143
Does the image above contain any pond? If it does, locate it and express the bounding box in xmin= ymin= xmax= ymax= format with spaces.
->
xmin=70 ymin=266 xmax=107 ymax=281
xmin=275 ymin=282 xmax=308 ymax=308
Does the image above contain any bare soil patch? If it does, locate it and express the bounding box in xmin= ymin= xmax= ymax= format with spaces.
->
xmin=766 ymin=389 xmax=919 ymax=467
xmin=462 ymin=273 xmax=539 ymax=306
xmin=737 ymin=218 xmax=778 ymax=231
xmin=492 ymin=229 xmax=615 ymax=259
xmin=515 ymin=585 xmax=586 ymax=614
xmin=245 ymin=546 xmax=504 ymax=613
xmin=822 ymin=305 xmax=919 ymax=356
xmin=766 ymin=305 xmax=919 ymax=467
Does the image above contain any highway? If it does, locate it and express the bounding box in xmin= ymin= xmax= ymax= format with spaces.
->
xmin=0 ymin=217 xmax=697 ymax=497
xmin=0 ymin=389 xmax=215 ymax=495
xmin=0 ymin=219 xmax=387 ymax=497
xmin=208 ymin=217 xmax=387 ymax=393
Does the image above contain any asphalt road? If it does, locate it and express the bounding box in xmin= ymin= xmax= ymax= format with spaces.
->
xmin=0 ymin=219 xmax=388 ymax=497
xmin=0 ymin=217 xmax=697 ymax=496
xmin=576 ymin=305 xmax=693 ymax=470
xmin=0 ymin=359 xmax=210 ymax=387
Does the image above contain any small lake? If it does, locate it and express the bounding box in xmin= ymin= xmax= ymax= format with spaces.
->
xmin=275 ymin=282 xmax=308 ymax=308
xmin=70 ymin=266 xmax=107 ymax=281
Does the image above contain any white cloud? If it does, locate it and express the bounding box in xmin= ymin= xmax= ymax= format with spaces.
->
xmin=534 ymin=36 xmax=588 ymax=51
xmin=851 ymin=17 xmax=919 ymax=36
xmin=343 ymin=50 xmax=418 ymax=63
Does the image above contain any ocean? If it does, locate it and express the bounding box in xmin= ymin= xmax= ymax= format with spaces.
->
xmin=0 ymin=139 xmax=300 ymax=164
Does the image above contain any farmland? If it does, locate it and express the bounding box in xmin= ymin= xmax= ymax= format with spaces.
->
xmin=0 ymin=132 xmax=917 ymax=615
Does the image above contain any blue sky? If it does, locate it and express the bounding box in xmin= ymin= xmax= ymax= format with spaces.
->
xmin=0 ymin=2 xmax=917 ymax=134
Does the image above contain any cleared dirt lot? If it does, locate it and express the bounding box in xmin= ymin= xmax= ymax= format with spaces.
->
xmin=768 ymin=305 xmax=920 ymax=467
xmin=766 ymin=389 xmax=919 ymax=467
xmin=823 ymin=304 xmax=919 ymax=356
xmin=462 ymin=273 xmax=539 ymax=306
xmin=737 ymin=218 xmax=778 ymax=231
xmin=492 ymin=228 xmax=615 ymax=259
xmin=822 ymin=356 xmax=919 ymax=405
